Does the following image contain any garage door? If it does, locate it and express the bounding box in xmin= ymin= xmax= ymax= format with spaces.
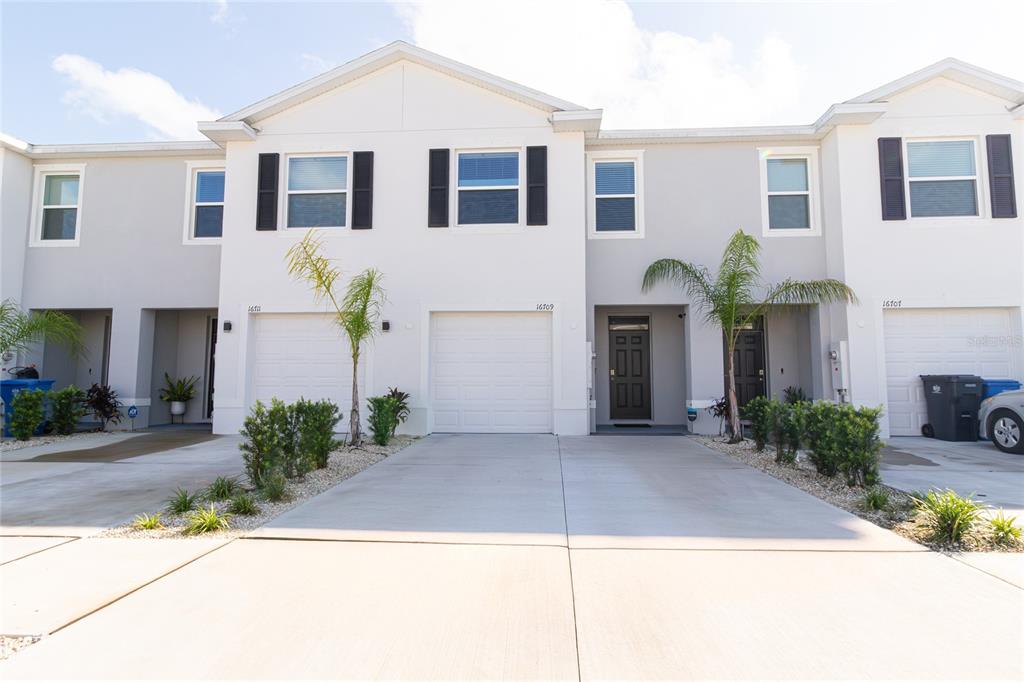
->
xmin=884 ymin=308 xmax=1017 ymax=436
xmin=430 ymin=312 xmax=552 ymax=433
xmin=251 ymin=314 xmax=358 ymax=408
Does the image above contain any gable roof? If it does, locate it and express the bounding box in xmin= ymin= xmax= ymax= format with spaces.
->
xmin=217 ymin=40 xmax=590 ymax=125
xmin=847 ymin=57 xmax=1024 ymax=106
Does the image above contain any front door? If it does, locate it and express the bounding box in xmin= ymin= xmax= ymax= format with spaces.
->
xmin=206 ymin=318 xmax=218 ymax=419
xmin=730 ymin=320 xmax=766 ymax=409
xmin=609 ymin=316 xmax=651 ymax=420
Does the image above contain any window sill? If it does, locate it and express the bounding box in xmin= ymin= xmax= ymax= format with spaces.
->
xmin=762 ymin=227 xmax=820 ymax=238
xmin=183 ymin=237 xmax=224 ymax=246
xmin=29 ymin=239 xmax=80 ymax=248
xmin=588 ymin=230 xmax=644 ymax=240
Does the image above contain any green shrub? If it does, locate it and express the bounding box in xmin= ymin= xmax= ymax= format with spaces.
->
xmin=862 ymin=486 xmax=889 ymax=511
xmin=165 ymin=487 xmax=200 ymax=515
xmin=205 ymin=476 xmax=240 ymax=501
xmin=833 ymin=404 xmax=883 ymax=487
xmin=385 ymin=387 xmax=411 ymax=436
xmin=9 ymin=389 xmax=46 ymax=440
xmin=913 ymin=489 xmax=986 ymax=544
xmin=239 ymin=398 xmax=313 ymax=486
xmin=132 ymin=512 xmax=164 ymax=530
xmin=741 ymin=396 xmax=772 ymax=451
xmin=367 ymin=395 xmax=399 ymax=446
xmin=49 ymin=385 xmax=87 ymax=435
xmin=804 ymin=401 xmax=841 ymax=477
xmin=228 ymin=493 xmax=260 ymax=516
xmin=261 ymin=471 xmax=288 ymax=502
xmin=295 ymin=398 xmax=342 ymax=468
xmin=988 ymin=511 xmax=1022 ymax=546
xmin=783 ymin=386 xmax=808 ymax=404
xmin=183 ymin=504 xmax=232 ymax=535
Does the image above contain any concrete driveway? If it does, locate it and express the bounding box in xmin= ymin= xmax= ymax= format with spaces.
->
xmin=2 ymin=435 xmax=1022 ymax=680
xmin=883 ymin=436 xmax=1024 ymax=513
xmin=1 ymin=429 xmax=245 ymax=536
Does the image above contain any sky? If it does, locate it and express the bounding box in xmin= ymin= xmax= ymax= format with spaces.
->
xmin=2 ymin=0 xmax=1022 ymax=144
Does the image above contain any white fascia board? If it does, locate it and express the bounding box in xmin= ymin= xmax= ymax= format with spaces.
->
xmin=812 ymin=102 xmax=887 ymax=131
xmin=551 ymin=109 xmax=603 ymax=134
xmin=848 ymin=57 xmax=1024 ymax=105
xmin=2 ymin=137 xmax=223 ymax=159
xmin=197 ymin=120 xmax=258 ymax=146
xmin=589 ymin=125 xmax=819 ymax=146
xmin=221 ymin=40 xmax=586 ymax=125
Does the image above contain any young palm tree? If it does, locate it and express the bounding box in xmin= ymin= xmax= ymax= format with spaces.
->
xmin=642 ymin=230 xmax=857 ymax=443
xmin=0 ymin=299 xmax=83 ymax=360
xmin=286 ymin=231 xmax=386 ymax=446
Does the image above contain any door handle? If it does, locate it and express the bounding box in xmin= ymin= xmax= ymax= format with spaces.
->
xmin=610 ymin=369 xmax=616 ymax=377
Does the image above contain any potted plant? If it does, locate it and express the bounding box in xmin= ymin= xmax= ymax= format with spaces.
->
xmin=159 ymin=373 xmax=199 ymax=418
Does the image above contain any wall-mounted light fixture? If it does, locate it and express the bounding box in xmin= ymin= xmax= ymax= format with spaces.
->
xmin=381 ymin=320 xmax=391 ymax=332
xmin=223 ymin=321 xmax=232 ymax=332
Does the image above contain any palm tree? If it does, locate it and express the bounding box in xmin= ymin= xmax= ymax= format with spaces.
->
xmin=0 ymin=299 xmax=83 ymax=361
xmin=642 ymin=230 xmax=857 ymax=443
xmin=286 ymin=231 xmax=386 ymax=446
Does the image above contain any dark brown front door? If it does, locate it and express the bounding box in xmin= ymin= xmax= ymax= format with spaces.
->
xmin=609 ymin=316 xmax=651 ymax=420
xmin=730 ymin=321 xmax=766 ymax=408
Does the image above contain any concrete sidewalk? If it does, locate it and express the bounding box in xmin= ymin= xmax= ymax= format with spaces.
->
xmin=1 ymin=434 xmax=1021 ymax=680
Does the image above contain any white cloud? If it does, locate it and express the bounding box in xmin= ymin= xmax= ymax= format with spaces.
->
xmin=300 ymin=53 xmax=338 ymax=74
xmin=52 ymin=54 xmax=221 ymax=140
xmin=394 ymin=0 xmax=805 ymax=128
xmin=210 ymin=0 xmax=229 ymax=24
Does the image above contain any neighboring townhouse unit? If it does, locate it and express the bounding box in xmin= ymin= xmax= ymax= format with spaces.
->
xmin=1 ymin=42 xmax=1021 ymax=439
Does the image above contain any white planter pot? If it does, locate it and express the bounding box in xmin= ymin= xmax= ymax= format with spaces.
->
xmin=170 ymin=401 xmax=187 ymax=416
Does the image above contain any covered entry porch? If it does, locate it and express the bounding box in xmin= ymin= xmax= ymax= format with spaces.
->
xmin=589 ymin=304 xmax=824 ymax=435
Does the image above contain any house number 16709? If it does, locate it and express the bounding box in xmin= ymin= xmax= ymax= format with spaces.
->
xmin=536 ymin=304 xmax=555 ymax=311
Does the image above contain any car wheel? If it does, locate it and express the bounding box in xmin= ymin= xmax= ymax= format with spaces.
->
xmin=988 ymin=410 xmax=1024 ymax=454
xmin=921 ymin=423 xmax=934 ymax=438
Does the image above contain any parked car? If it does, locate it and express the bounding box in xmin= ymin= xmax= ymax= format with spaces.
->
xmin=979 ymin=389 xmax=1024 ymax=454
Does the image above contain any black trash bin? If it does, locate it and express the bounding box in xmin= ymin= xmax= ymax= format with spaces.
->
xmin=919 ymin=375 xmax=983 ymax=441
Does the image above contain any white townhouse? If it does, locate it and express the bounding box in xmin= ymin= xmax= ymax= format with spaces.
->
xmin=1 ymin=42 xmax=1021 ymax=439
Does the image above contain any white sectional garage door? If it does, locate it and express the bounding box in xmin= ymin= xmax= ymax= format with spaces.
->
xmin=430 ymin=312 xmax=552 ymax=433
xmin=884 ymin=308 xmax=1017 ymax=436
xmin=251 ymin=314 xmax=357 ymax=409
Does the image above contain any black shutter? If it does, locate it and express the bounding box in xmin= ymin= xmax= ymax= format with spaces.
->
xmin=428 ymin=149 xmax=449 ymax=227
xmin=987 ymin=134 xmax=1017 ymax=219
xmin=256 ymin=153 xmax=279 ymax=231
xmin=877 ymin=138 xmax=906 ymax=221
xmin=351 ymin=151 xmax=374 ymax=229
xmin=526 ymin=146 xmax=548 ymax=226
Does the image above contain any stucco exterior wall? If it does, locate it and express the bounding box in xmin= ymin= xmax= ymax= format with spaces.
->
xmin=212 ymin=62 xmax=589 ymax=435
xmin=828 ymin=78 xmax=1024 ymax=435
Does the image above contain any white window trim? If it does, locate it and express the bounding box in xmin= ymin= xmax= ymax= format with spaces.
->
xmin=452 ymin=147 xmax=525 ymax=231
xmin=758 ymin=147 xmax=820 ymax=238
xmin=182 ymin=160 xmax=225 ymax=245
xmin=587 ymin=150 xmax=645 ymax=240
xmin=29 ymin=163 xmax=86 ymax=247
xmin=283 ymin=152 xmax=352 ymax=230
xmin=903 ymin=137 xmax=985 ymax=220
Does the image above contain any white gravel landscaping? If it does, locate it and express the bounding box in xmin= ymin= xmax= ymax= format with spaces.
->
xmin=0 ymin=635 xmax=40 ymax=661
xmin=100 ymin=436 xmax=416 ymax=539
xmin=698 ymin=435 xmax=1023 ymax=553
xmin=0 ymin=430 xmax=115 ymax=453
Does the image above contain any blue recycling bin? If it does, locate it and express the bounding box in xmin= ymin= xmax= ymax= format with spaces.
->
xmin=1 ymin=379 xmax=56 ymax=437
xmin=982 ymin=379 xmax=1022 ymax=401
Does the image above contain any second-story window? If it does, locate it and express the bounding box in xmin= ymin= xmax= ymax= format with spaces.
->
xmin=193 ymin=170 xmax=225 ymax=238
xmin=766 ymin=158 xmax=810 ymax=229
xmin=906 ymin=140 xmax=978 ymax=217
xmin=759 ymin=147 xmax=819 ymax=237
xmin=287 ymin=155 xmax=348 ymax=228
xmin=457 ymin=151 xmax=519 ymax=225
xmin=595 ymin=161 xmax=637 ymax=232
xmin=40 ymin=173 xmax=81 ymax=241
